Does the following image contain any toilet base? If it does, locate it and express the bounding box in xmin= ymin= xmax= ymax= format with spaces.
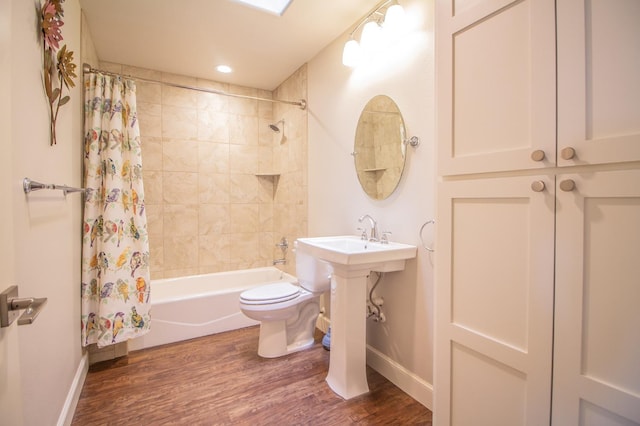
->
xmin=255 ymin=299 xmax=320 ymax=358
xmin=257 ymin=321 xmax=316 ymax=358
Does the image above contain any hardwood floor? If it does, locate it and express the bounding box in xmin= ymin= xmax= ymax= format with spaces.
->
xmin=72 ymin=326 xmax=432 ymax=425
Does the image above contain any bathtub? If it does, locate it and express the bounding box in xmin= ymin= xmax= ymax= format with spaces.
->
xmin=128 ymin=267 xmax=297 ymax=351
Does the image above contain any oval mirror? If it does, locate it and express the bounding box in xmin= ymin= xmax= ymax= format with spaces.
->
xmin=354 ymin=95 xmax=407 ymax=200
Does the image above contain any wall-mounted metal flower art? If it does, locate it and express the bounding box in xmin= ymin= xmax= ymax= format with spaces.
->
xmin=40 ymin=0 xmax=76 ymax=145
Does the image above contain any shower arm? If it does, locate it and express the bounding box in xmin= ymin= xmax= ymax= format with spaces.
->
xmin=82 ymin=63 xmax=307 ymax=110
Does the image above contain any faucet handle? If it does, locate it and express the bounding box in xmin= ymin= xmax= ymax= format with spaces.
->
xmin=380 ymin=231 xmax=392 ymax=244
xmin=357 ymin=227 xmax=367 ymax=240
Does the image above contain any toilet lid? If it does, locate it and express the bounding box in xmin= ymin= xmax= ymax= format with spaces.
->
xmin=240 ymin=282 xmax=301 ymax=305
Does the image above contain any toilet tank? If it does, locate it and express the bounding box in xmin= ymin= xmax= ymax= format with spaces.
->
xmin=295 ymin=248 xmax=331 ymax=293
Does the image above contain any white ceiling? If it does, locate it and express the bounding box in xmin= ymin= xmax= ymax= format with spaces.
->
xmin=79 ymin=0 xmax=378 ymax=90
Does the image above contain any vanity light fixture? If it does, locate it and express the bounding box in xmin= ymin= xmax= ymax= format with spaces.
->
xmin=342 ymin=0 xmax=406 ymax=67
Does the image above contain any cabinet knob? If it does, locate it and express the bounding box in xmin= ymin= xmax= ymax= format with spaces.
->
xmin=531 ymin=150 xmax=546 ymax=162
xmin=531 ymin=180 xmax=546 ymax=192
xmin=559 ymin=179 xmax=576 ymax=192
xmin=561 ymin=147 xmax=576 ymax=160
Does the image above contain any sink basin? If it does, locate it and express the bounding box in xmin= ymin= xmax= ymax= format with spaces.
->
xmin=296 ymin=235 xmax=416 ymax=272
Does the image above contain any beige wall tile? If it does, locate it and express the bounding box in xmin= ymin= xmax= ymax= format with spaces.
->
xmin=198 ymin=173 xmax=229 ymax=204
xmin=229 ymin=204 xmax=259 ymax=233
xmin=198 ymin=142 xmax=229 ymax=174
xmin=162 ymin=105 xmax=197 ymax=140
xmin=145 ymin=204 xmax=163 ymax=237
xmin=139 ymin=110 xmax=162 ymax=138
xmin=163 ymin=235 xmax=198 ymax=269
xmin=197 ymin=91 xmax=228 ymax=113
xmin=141 ymin=136 xmax=163 ymax=171
xmin=163 ymin=171 xmax=198 ymax=204
xmin=121 ymin=65 xmax=162 ymax=81
xmin=229 ymin=114 xmax=258 ymax=145
xmin=162 ymin=139 xmax=199 ymax=172
xmin=228 ymin=233 xmax=260 ymax=264
xmin=148 ymin=233 xmax=164 ymax=273
xmin=164 ymin=204 xmax=198 ymax=236
xmin=197 ymin=109 xmax=229 ymax=142
xmin=136 ymin=82 xmax=162 ymax=104
xmin=259 ymin=203 xmax=274 ymax=230
xmin=229 ymin=174 xmax=259 ymax=203
xmin=142 ymin=170 xmax=163 ymax=204
xmin=162 ymin=85 xmax=198 ymax=108
xmin=257 ymin=145 xmax=274 ymax=174
xmin=199 ymin=204 xmax=230 ymax=234
xmin=229 ymin=144 xmax=258 ymax=174
xmin=162 ymin=72 xmax=196 ymax=86
xmin=199 ymin=234 xmax=230 ymax=265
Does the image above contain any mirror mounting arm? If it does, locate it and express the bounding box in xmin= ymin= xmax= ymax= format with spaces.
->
xmin=404 ymin=136 xmax=420 ymax=147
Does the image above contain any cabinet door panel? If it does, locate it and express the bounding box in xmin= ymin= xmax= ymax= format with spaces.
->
xmin=435 ymin=175 xmax=555 ymax=425
xmin=437 ymin=0 xmax=556 ymax=175
xmin=557 ymin=0 xmax=640 ymax=166
xmin=553 ymin=169 xmax=640 ymax=425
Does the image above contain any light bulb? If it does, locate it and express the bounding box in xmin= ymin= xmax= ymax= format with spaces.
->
xmin=342 ymin=39 xmax=361 ymax=67
xmin=383 ymin=4 xmax=405 ymax=37
xmin=360 ymin=20 xmax=382 ymax=53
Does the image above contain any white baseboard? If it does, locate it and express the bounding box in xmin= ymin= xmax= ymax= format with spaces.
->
xmin=366 ymin=345 xmax=433 ymax=411
xmin=58 ymin=353 xmax=89 ymax=426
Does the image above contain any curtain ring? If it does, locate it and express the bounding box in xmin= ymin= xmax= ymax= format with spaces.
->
xmin=419 ymin=220 xmax=435 ymax=252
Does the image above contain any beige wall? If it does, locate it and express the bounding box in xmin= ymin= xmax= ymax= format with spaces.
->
xmin=97 ymin=62 xmax=307 ymax=279
xmin=307 ymin=0 xmax=436 ymax=408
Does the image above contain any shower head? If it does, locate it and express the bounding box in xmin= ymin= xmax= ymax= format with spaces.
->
xmin=269 ymin=119 xmax=285 ymax=133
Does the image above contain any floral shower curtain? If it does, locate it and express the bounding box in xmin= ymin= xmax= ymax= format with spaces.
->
xmin=81 ymin=72 xmax=151 ymax=348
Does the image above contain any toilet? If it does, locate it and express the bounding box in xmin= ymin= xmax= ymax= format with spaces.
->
xmin=239 ymin=250 xmax=331 ymax=358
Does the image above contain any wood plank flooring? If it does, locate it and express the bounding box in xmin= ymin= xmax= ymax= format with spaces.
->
xmin=72 ymin=326 xmax=432 ymax=425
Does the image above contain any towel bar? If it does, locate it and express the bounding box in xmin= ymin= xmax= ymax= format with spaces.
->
xmin=23 ymin=177 xmax=85 ymax=196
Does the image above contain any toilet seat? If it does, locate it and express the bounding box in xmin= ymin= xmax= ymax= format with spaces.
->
xmin=240 ymin=282 xmax=301 ymax=305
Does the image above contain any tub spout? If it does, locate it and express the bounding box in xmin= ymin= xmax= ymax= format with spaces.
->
xmin=273 ymin=258 xmax=287 ymax=265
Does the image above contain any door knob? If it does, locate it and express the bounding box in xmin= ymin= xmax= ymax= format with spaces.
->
xmin=559 ymin=179 xmax=576 ymax=192
xmin=531 ymin=150 xmax=545 ymax=161
xmin=561 ymin=147 xmax=576 ymax=160
xmin=531 ymin=180 xmax=546 ymax=192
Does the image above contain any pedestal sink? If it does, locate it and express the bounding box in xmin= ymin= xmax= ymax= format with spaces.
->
xmin=296 ymin=236 xmax=417 ymax=399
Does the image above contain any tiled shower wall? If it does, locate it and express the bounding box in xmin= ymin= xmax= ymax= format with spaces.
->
xmin=98 ymin=62 xmax=307 ymax=279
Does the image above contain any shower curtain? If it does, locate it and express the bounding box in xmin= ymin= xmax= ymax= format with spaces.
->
xmin=81 ymin=72 xmax=151 ymax=348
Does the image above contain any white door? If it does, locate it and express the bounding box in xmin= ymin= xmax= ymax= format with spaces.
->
xmin=435 ymin=175 xmax=555 ymax=425
xmin=436 ymin=0 xmax=556 ymax=176
xmin=0 ymin=0 xmax=24 ymax=422
xmin=557 ymin=0 xmax=640 ymax=166
xmin=553 ymin=169 xmax=640 ymax=425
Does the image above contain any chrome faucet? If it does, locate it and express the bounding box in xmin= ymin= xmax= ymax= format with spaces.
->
xmin=358 ymin=214 xmax=379 ymax=242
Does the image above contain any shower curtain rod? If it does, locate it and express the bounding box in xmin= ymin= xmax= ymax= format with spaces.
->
xmin=82 ymin=63 xmax=307 ymax=110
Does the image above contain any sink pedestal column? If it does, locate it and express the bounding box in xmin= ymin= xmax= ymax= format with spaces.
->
xmin=325 ymin=265 xmax=370 ymax=399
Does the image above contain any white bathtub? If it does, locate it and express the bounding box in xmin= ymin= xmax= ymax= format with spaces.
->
xmin=128 ymin=267 xmax=297 ymax=351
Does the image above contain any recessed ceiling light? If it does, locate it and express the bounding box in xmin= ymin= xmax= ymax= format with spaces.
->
xmin=232 ymin=0 xmax=293 ymax=16
xmin=216 ymin=65 xmax=233 ymax=73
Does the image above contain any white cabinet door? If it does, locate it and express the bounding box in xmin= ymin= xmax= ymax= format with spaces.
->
xmin=557 ymin=0 xmax=640 ymax=166
xmin=553 ymin=169 xmax=640 ymax=425
xmin=436 ymin=0 xmax=556 ymax=176
xmin=435 ymin=175 xmax=555 ymax=425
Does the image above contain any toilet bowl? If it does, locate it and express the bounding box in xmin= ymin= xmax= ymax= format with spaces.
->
xmin=239 ymin=250 xmax=331 ymax=358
